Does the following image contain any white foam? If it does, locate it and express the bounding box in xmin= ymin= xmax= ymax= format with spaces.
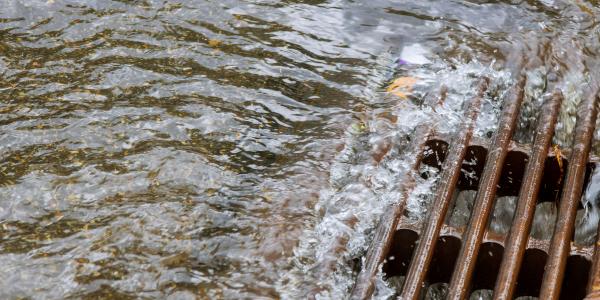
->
xmin=400 ymin=44 xmax=432 ymax=65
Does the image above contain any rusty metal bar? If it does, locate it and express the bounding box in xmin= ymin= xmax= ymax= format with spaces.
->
xmin=349 ymin=86 xmax=448 ymax=300
xmin=493 ymin=90 xmax=563 ymax=300
xmin=399 ymin=78 xmax=489 ymax=300
xmin=446 ymin=75 xmax=526 ymax=299
xmin=540 ymin=87 xmax=599 ymax=299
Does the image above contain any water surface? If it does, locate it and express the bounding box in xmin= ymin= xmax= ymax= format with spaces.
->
xmin=1 ymin=1 xmax=600 ymax=299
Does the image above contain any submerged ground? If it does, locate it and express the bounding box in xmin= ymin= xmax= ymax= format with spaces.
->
xmin=0 ymin=0 xmax=600 ymax=299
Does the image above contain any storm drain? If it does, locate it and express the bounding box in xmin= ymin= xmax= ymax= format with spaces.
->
xmin=351 ymin=77 xmax=600 ymax=300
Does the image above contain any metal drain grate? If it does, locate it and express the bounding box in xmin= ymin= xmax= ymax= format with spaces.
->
xmin=351 ymin=77 xmax=600 ymax=299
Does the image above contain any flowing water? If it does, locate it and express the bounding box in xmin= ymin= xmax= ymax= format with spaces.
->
xmin=1 ymin=1 xmax=600 ymax=299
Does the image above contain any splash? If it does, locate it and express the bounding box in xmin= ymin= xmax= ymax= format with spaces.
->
xmin=278 ymin=49 xmax=513 ymax=298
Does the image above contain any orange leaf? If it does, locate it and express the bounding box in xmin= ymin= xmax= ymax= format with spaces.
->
xmin=386 ymin=76 xmax=418 ymax=98
xmin=392 ymin=91 xmax=408 ymax=99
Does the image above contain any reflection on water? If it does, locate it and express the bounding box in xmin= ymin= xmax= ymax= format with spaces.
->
xmin=0 ymin=0 xmax=599 ymax=299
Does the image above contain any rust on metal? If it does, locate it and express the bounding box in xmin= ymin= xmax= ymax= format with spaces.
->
xmin=447 ymin=75 xmax=526 ymax=300
xmin=363 ymin=134 xmax=598 ymax=300
xmin=539 ymin=86 xmax=599 ymax=299
xmin=493 ymin=90 xmax=564 ymax=300
xmin=349 ymin=86 xmax=449 ymax=300
xmin=349 ymin=58 xmax=600 ymax=299
xmin=398 ymin=78 xmax=490 ymax=300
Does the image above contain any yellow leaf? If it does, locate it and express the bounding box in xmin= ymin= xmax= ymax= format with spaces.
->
xmin=553 ymin=145 xmax=563 ymax=173
xmin=386 ymin=76 xmax=418 ymax=98
xmin=392 ymin=91 xmax=408 ymax=99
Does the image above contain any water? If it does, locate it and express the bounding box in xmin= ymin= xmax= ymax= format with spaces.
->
xmin=1 ymin=1 xmax=600 ymax=299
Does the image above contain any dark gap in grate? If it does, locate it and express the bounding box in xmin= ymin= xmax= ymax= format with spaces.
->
xmin=536 ymin=160 xmax=594 ymax=207
xmin=418 ymin=143 xmax=486 ymax=189
xmin=537 ymin=156 xmax=568 ymax=204
xmin=497 ymin=151 xmax=528 ymax=197
xmin=427 ymin=235 xmax=462 ymax=285
xmin=456 ymin=145 xmax=488 ymax=191
xmin=421 ymin=139 xmax=449 ymax=171
xmin=472 ymin=242 xmax=504 ymax=291
xmin=382 ymin=229 xmax=418 ymax=279
xmin=515 ymin=248 xmax=546 ymax=298
xmin=559 ymin=255 xmax=591 ymax=300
